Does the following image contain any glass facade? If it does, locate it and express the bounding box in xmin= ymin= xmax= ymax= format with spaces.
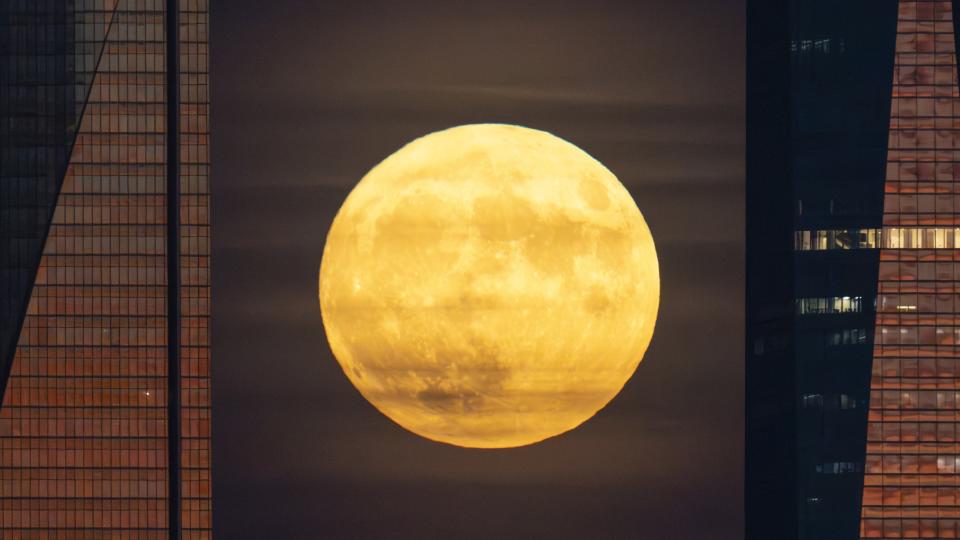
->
xmin=798 ymin=227 xmax=960 ymax=250
xmin=749 ymin=0 xmax=960 ymax=538
xmin=861 ymin=1 xmax=960 ymax=537
xmin=747 ymin=0 xmax=899 ymax=538
xmin=0 ymin=0 xmax=111 ymax=391
xmin=797 ymin=296 xmax=867 ymax=315
xmin=0 ymin=0 xmax=211 ymax=537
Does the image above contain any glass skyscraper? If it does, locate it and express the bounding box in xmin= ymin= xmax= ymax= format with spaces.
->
xmin=0 ymin=1 xmax=211 ymax=537
xmin=749 ymin=0 xmax=960 ymax=538
xmin=860 ymin=3 xmax=960 ymax=536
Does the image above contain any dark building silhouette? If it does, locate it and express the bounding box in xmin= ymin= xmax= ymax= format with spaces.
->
xmin=749 ymin=0 xmax=960 ymax=538
xmin=0 ymin=1 xmax=211 ymax=537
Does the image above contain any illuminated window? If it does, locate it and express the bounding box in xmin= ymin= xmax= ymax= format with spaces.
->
xmin=816 ymin=462 xmax=862 ymax=475
xmin=796 ymin=296 xmax=864 ymax=314
xmin=801 ymin=393 xmax=860 ymax=410
xmin=801 ymin=394 xmax=824 ymax=408
xmin=795 ymin=227 xmax=960 ymax=250
xmin=794 ymin=229 xmax=881 ymax=250
xmin=826 ymin=328 xmax=867 ymax=345
xmin=837 ymin=394 xmax=858 ymax=410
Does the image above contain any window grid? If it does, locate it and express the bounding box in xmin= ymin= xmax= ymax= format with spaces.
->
xmin=796 ymin=296 xmax=865 ymax=315
xmin=795 ymin=227 xmax=960 ymax=250
xmin=861 ymin=1 xmax=960 ymax=538
xmin=177 ymin=0 xmax=211 ymax=536
xmin=0 ymin=0 xmax=212 ymax=537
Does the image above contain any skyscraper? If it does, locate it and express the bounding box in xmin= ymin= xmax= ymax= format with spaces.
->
xmin=749 ymin=0 xmax=960 ymax=538
xmin=0 ymin=1 xmax=211 ymax=537
xmin=859 ymin=2 xmax=960 ymax=536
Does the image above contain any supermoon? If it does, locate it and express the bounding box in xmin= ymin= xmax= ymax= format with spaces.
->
xmin=319 ymin=124 xmax=659 ymax=448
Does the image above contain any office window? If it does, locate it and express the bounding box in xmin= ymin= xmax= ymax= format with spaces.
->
xmin=818 ymin=462 xmax=863 ymax=475
xmin=861 ymin=1 xmax=960 ymax=536
xmin=796 ymin=296 xmax=864 ymax=314
xmin=826 ymin=328 xmax=868 ymax=346
xmin=0 ymin=2 xmax=212 ymax=536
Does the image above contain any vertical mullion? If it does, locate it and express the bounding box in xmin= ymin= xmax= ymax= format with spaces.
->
xmin=165 ymin=0 xmax=181 ymax=538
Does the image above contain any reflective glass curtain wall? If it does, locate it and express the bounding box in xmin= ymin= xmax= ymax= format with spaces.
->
xmin=861 ymin=1 xmax=960 ymax=537
xmin=0 ymin=0 xmax=109 ymax=390
xmin=748 ymin=1 xmax=900 ymax=538
xmin=0 ymin=0 xmax=211 ymax=538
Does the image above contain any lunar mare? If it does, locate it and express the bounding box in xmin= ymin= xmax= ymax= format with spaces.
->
xmin=319 ymin=124 xmax=659 ymax=448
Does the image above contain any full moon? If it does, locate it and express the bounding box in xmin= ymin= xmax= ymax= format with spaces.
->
xmin=319 ymin=124 xmax=659 ymax=448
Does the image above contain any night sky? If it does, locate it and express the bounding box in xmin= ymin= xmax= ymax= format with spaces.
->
xmin=210 ymin=1 xmax=744 ymax=538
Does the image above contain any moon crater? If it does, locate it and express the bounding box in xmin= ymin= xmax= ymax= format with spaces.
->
xmin=319 ymin=124 xmax=659 ymax=448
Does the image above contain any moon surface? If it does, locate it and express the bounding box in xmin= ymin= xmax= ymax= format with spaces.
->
xmin=319 ymin=124 xmax=659 ymax=448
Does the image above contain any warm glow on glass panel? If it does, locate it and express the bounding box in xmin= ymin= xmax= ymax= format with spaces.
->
xmin=860 ymin=1 xmax=960 ymax=537
xmin=0 ymin=1 xmax=212 ymax=536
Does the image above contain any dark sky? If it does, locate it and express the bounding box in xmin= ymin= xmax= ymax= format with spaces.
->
xmin=210 ymin=1 xmax=744 ymax=538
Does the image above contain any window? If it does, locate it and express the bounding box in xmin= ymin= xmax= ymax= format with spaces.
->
xmin=837 ymin=394 xmax=858 ymax=410
xmin=794 ymin=229 xmax=880 ymax=250
xmin=801 ymin=394 xmax=824 ymax=408
xmin=796 ymin=296 xmax=864 ymax=314
xmin=826 ymin=328 xmax=867 ymax=345
xmin=795 ymin=227 xmax=960 ymax=250
xmin=816 ymin=462 xmax=863 ymax=475
xmin=801 ymin=393 xmax=860 ymax=410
